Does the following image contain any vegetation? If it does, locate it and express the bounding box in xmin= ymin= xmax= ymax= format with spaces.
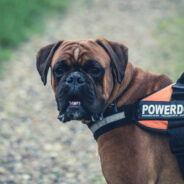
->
xmin=154 ymin=7 xmax=184 ymax=80
xmin=0 ymin=0 xmax=70 ymax=64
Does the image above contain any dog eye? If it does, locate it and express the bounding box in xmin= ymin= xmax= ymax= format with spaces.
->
xmin=90 ymin=67 xmax=100 ymax=73
xmin=55 ymin=67 xmax=65 ymax=74
xmin=54 ymin=67 xmax=65 ymax=76
xmin=53 ymin=64 xmax=69 ymax=80
xmin=88 ymin=67 xmax=104 ymax=78
xmin=83 ymin=60 xmax=105 ymax=80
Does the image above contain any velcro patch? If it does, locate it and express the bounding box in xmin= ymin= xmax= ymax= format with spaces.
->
xmin=138 ymin=101 xmax=184 ymax=120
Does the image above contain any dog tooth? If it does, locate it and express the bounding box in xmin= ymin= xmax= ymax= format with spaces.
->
xmin=69 ymin=101 xmax=81 ymax=106
xmin=57 ymin=114 xmax=62 ymax=119
xmin=99 ymin=113 xmax=103 ymax=120
xmin=61 ymin=115 xmax=65 ymax=122
xmin=58 ymin=114 xmax=64 ymax=122
xmin=94 ymin=113 xmax=99 ymax=120
xmin=91 ymin=115 xmax=95 ymax=122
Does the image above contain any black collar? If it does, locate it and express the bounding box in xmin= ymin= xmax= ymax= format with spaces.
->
xmin=88 ymin=104 xmax=137 ymax=140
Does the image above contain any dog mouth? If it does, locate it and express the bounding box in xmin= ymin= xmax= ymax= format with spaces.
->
xmin=57 ymin=100 xmax=90 ymax=122
xmin=57 ymin=99 xmax=104 ymax=123
xmin=56 ymin=81 xmax=105 ymax=123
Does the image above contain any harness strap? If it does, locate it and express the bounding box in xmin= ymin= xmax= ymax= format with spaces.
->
xmin=168 ymin=73 xmax=184 ymax=179
xmin=169 ymin=127 xmax=184 ymax=179
xmin=88 ymin=104 xmax=136 ymax=140
xmin=89 ymin=111 xmax=126 ymax=133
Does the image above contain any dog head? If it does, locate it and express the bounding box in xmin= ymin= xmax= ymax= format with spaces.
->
xmin=36 ymin=38 xmax=128 ymax=123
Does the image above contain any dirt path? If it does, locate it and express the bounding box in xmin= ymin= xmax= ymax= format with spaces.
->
xmin=0 ymin=0 xmax=176 ymax=183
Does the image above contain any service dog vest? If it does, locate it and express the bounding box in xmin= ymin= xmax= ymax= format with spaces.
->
xmin=88 ymin=73 xmax=184 ymax=179
xmin=137 ymin=83 xmax=184 ymax=131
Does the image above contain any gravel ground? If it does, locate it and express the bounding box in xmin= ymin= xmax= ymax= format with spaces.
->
xmin=0 ymin=0 xmax=178 ymax=183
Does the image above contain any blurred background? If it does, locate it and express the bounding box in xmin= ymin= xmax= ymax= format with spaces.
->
xmin=0 ymin=0 xmax=184 ymax=183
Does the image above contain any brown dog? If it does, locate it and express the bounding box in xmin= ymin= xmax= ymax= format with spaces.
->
xmin=36 ymin=39 xmax=183 ymax=183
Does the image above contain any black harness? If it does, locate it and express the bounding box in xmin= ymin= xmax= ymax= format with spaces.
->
xmin=88 ymin=73 xmax=184 ymax=179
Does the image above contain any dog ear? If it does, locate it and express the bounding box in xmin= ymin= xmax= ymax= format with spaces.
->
xmin=96 ymin=38 xmax=128 ymax=83
xmin=36 ymin=41 xmax=63 ymax=85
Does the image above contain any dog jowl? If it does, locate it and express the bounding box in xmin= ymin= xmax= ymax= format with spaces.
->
xmin=36 ymin=39 xmax=128 ymax=123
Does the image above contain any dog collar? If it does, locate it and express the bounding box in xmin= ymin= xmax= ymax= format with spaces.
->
xmin=89 ymin=111 xmax=126 ymax=133
xmin=88 ymin=104 xmax=136 ymax=140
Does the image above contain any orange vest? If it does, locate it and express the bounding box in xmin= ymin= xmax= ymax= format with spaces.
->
xmin=137 ymin=84 xmax=175 ymax=131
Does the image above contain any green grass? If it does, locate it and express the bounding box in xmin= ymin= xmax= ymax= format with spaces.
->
xmin=0 ymin=0 xmax=70 ymax=68
xmin=154 ymin=7 xmax=184 ymax=80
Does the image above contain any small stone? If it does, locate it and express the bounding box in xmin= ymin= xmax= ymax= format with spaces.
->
xmin=22 ymin=174 xmax=31 ymax=180
xmin=0 ymin=167 xmax=7 ymax=174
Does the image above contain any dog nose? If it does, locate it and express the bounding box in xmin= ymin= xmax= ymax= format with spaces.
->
xmin=65 ymin=72 xmax=85 ymax=86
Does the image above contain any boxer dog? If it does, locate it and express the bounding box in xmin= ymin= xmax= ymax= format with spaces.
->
xmin=36 ymin=39 xmax=183 ymax=183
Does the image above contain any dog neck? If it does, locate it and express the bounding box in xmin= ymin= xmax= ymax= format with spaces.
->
xmin=106 ymin=62 xmax=172 ymax=108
